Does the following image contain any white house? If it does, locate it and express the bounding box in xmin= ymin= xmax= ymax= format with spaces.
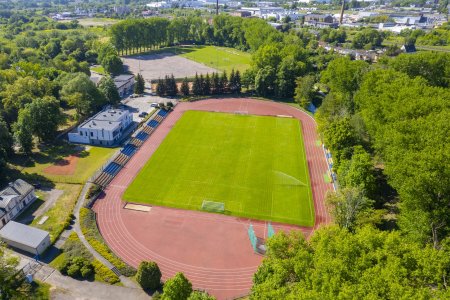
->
xmin=0 ymin=179 xmax=36 ymax=229
xmin=68 ymin=108 xmax=133 ymax=146
xmin=114 ymin=74 xmax=135 ymax=98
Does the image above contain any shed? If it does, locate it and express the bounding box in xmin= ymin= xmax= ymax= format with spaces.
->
xmin=0 ymin=221 xmax=50 ymax=255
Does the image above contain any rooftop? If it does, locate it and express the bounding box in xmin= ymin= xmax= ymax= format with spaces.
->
xmin=0 ymin=221 xmax=49 ymax=249
xmin=78 ymin=108 xmax=130 ymax=131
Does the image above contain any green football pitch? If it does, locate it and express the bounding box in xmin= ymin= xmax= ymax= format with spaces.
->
xmin=123 ymin=111 xmax=314 ymax=226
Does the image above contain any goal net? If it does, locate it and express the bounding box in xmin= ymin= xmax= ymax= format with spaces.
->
xmin=201 ymin=200 xmax=225 ymax=213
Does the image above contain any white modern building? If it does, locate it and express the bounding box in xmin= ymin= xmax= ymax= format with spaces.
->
xmin=0 ymin=221 xmax=50 ymax=255
xmin=68 ymin=108 xmax=133 ymax=146
xmin=0 ymin=180 xmax=36 ymax=229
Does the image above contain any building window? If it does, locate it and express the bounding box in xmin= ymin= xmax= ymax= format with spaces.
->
xmin=90 ymin=132 xmax=93 ymax=137
xmin=80 ymin=132 xmax=83 ymax=136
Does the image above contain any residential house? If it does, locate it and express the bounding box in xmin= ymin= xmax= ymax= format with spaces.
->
xmin=68 ymin=108 xmax=134 ymax=146
xmin=0 ymin=180 xmax=36 ymax=229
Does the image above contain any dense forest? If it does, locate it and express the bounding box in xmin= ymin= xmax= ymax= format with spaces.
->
xmin=0 ymin=11 xmax=449 ymax=299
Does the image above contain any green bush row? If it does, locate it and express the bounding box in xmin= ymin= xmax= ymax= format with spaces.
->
xmin=79 ymin=207 xmax=136 ymax=276
xmin=92 ymin=260 xmax=120 ymax=285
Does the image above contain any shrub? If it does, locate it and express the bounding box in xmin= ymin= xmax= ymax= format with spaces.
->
xmin=135 ymin=261 xmax=161 ymax=290
xmin=79 ymin=207 xmax=136 ymax=276
xmin=162 ymin=273 xmax=193 ymax=300
xmin=188 ymin=291 xmax=216 ymax=300
xmin=92 ymin=260 xmax=120 ymax=284
xmin=60 ymin=256 xmax=93 ymax=279
xmin=87 ymin=184 xmax=102 ymax=199
xmin=67 ymin=264 xmax=80 ymax=277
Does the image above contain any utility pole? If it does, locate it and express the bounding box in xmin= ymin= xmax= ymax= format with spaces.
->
xmin=339 ymin=0 xmax=345 ymax=25
xmin=216 ymin=0 xmax=219 ymax=15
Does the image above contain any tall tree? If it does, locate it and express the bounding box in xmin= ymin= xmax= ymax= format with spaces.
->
xmin=13 ymin=108 xmax=34 ymax=154
xmin=27 ymin=97 xmax=62 ymax=142
xmin=101 ymin=54 xmax=123 ymax=75
xmin=98 ymin=76 xmax=121 ymax=105
xmin=192 ymin=74 xmax=202 ymax=96
xmin=203 ymin=73 xmax=211 ymax=95
xmin=294 ymin=75 xmax=316 ymax=109
xmin=134 ymin=73 xmax=145 ymax=95
xmin=180 ymin=77 xmax=190 ymax=96
xmin=252 ymin=227 xmax=450 ymax=299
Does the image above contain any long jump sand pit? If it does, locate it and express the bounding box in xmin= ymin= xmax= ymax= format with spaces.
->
xmin=122 ymin=53 xmax=218 ymax=81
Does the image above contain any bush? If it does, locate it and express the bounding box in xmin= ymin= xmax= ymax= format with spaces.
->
xmin=79 ymin=208 xmax=136 ymax=276
xmin=162 ymin=273 xmax=193 ymax=300
xmin=188 ymin=291 xmax=216 ymax=300
xmin=135 ymin=261 xmax=161 ymax=290
xmin=92 ymin=260 xmax=120 ymax=284
xmin=87 ymin=184 xmax=102 ymax=199
xmin=60 ymin=256 xmax=93 ymax=279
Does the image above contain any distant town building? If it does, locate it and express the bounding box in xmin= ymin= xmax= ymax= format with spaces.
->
xmin=0 ymin=180 xmax=36 ymax=229
xmin=0 ymin=221 xmax=50 ymax=256
xmin=68 ymin=108 xmax=134 ymax=146
xmin=304 ymin=14 xmax=338 ymax=28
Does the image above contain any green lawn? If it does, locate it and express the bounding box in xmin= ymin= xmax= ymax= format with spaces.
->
xmin=124 ymin=111 xmax=314 ymax=226
xmin=137 ymin=45 xmax=251 ymax=73
xmin=177 ymin=46 xmax=251 ymax=73
xmin=12 ymin=144 xmax=117 ymax=184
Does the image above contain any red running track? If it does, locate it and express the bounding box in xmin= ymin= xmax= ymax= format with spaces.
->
xmin=93 ymin=99 xmax=333 ymax=299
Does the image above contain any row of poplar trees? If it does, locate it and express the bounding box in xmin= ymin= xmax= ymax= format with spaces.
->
xmin=155 ymin=69 xmax=242 ymax=97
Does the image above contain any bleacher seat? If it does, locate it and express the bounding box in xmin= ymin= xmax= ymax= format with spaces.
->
xmin=121 ymin=144 xmax=136 ymax=157
xmin=148 ymin=120 xmax=159 ymax=128
xmin=136 ymin=131 xmax=149 ymax=141
xmin=103 ymin=162 xmax=121 ymax=176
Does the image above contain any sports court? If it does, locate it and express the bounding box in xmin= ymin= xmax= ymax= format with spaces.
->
xmin=124 ymin=110 xmax=314 ymax=226
xmin=94 ymin=99 xmax=333 ymax=300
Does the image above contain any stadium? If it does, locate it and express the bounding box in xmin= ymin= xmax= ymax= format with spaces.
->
xmin=93 ymin=98 xmax=333 ymax=299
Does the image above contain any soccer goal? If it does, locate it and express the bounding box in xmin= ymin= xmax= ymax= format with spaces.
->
xmin=201 ymin=200 xmax=225 ymax=213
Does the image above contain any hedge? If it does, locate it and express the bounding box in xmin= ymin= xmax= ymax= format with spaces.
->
xmin=79 ymin=207 xmax=136 ymax=276
xmin=92 ymin=260 xmax=120 ymax=285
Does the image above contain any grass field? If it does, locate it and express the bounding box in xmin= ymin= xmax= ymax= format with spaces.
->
xmin=11 ymin=145 xmax=117 ymax=184
xmin=176 ymin=46 xmax=251 ymax=73
xmin=124 ymin=111 xmax=314 ymax=226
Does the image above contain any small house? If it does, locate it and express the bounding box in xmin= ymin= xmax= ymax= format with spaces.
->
xmin=0 ymin=180 xmax=36 ymax=229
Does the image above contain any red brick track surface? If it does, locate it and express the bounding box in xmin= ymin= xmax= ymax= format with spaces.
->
xmin=93 ymin=99 xmax=333 ymax=299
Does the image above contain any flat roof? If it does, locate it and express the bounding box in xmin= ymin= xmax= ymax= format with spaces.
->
xmin=0 ymin=221 xmax=49 ymax=249
xmin=81 ymin=119 xmax=121 ymax=131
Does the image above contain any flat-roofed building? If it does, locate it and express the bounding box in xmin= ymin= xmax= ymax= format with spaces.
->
xmin=68 ymin=108 xmax=133 ymax=146
xmin=0 ymin=221 xmax=50 ymax=255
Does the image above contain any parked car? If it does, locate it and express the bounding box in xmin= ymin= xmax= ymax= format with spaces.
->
xmin=138 ymin=112 xmax=148 ymax=118
xmin=151 ymin=103 xmax=158 ymax=107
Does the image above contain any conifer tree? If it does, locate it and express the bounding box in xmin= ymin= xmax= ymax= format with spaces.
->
xmin=228 ymin=69 xmax=236 ymax=92
xmin=156 ymin=78 xmax=165 ymax=96
xmin=219 ymin=71 xmax=227 ymax=94
xmin=180 ymin=77 xmax=190 ymax=96
xmin=192 ymin=73 xmax=202 ymax=96
xmin=134 ymin=73 xmax=145 ymax=95
xmin=203 ymin=73 xmax=211 ymax=95
xmin=199 ymin=74 xmax=205 ymax=96
xmin=235 ymin=70 xmax=242 ymax=94
xmin=211 ymin=72 xmax=220 ymax=94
